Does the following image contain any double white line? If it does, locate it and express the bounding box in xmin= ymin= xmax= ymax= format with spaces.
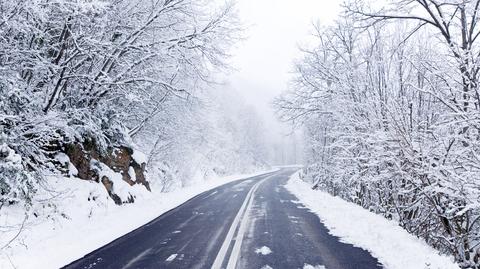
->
xmin=211 ymin=173 xmax=275 ymax=269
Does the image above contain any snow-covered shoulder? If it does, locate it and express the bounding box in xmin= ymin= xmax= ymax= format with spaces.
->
xmin=285 ymin=171 xmax=460 ymax=269
xmin=0 ymin=169 xmax=277 ymax=269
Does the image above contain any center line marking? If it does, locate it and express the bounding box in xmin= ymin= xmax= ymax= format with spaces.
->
xmin=211 ymin=173 xmax=275 ymax=269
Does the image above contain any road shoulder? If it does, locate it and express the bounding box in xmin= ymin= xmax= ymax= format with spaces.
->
xmin=285 ymin=171 xmax=460 ymax=269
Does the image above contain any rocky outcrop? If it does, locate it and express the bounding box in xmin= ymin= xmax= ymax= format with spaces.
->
xmin=63 ymin=140 xmax=150 ymax=205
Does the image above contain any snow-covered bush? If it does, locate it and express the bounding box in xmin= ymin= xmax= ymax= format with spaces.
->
xmin=0 ymin=142 xmax=36 ymax=209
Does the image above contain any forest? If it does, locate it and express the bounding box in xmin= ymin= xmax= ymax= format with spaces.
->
xmin=276 ymin=0 xmax=480 ymax=267
xmin=3 ymin=0 xmax=480 ymax=268
xmin=0 ymin=0 xmax=271 ymax=221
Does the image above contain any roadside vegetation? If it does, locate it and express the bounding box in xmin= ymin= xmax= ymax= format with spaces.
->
xmin=276 ymin=1 xmax=480 ymax=267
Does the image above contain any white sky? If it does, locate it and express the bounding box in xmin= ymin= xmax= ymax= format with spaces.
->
xmin=225 ymin=0 xmax=342 ymax=134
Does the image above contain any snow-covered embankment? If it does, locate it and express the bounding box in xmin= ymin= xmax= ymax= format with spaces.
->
xmin=0 ymin=169 xmax=276 ymax=269
xmin=285 ymin=171 xmax=460 ymax=269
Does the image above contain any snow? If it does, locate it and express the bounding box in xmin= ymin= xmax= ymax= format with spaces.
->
xmin=286 ymin=171 xmax=460 ymax=269
xmin=255 ymin=246 xmax=272 ymax=255
xmin=54 ymin=152 xmax=70 ymax=164
xmin=91 ymin=160 xmax=133 ymax=201
xmin=55 ymin=153 xmax=78 ymax=176
xmin=131 ymin=149 xmax=147 ymax=165
xmin=303 ymin=264 xmax=326 ymax=269
xmin=0 ymin=169 xmax=278 ymax=269
xmin=1 ymin=144 xmax=21 ymax=164
xmin=128 ymin=166 xmax=136 ymax=182
xmin=165 ymin=254 xmax=178 ymax=262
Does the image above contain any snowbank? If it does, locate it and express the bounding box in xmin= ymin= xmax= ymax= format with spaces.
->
xmin=285 ymin=171 xmax=460 ymax=269
xmin=0 ymin=169 xmax=277 ymax=269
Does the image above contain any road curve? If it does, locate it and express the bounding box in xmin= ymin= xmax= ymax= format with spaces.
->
xmin=63 ymin=169 xmax=382 ymax=269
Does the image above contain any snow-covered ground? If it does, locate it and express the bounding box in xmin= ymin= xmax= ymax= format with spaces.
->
xmin=0 ymin=169 xmax=277 ymax=269
xmin=285 ymin=171 xmax=460 ymax=269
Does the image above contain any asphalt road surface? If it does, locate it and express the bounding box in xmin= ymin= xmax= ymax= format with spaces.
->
xmin=63 ymin=169 xmax=383 ymax=269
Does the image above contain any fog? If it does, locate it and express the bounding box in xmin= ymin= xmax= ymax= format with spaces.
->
xmin=225 ymin=0 xmax=342 ymax=164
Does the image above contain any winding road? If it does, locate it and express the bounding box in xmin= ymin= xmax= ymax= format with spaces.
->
xmin=63 ymin=169 xmax=382 ymax=269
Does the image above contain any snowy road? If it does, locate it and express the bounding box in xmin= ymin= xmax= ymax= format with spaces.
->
xmin=63 ymin=169 xmax=382 ymax=269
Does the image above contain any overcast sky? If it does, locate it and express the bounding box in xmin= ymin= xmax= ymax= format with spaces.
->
xmin=224 ymin=0 xmax=342 ymax=135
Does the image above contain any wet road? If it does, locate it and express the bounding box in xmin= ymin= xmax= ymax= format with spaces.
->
xmin=63 ymin=169 xmax=382 ymax=269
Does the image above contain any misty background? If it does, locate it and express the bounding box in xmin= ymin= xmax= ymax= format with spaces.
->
xmin=223 ymin=0 xmax=341 ymax=165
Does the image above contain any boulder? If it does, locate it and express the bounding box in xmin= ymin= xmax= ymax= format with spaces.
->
xmin=63 ymin=140 xmax=150 ymax=204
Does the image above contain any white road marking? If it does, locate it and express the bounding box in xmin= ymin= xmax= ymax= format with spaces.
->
xmin=211 ymin=174 xmax=275 ymax=269
xmin=225 ymin=184 xmax=259 ymax=269
xmin=226 ymin=175 xmax=275 ymax=268
xmin=121 ymin=248 xmax=152 ymax=269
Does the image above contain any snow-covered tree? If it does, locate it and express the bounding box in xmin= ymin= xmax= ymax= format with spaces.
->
xmin=0 ymin=0 xmax=268 ymax=214
xmin=276 ymin=3 xmax=480 ymax=266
